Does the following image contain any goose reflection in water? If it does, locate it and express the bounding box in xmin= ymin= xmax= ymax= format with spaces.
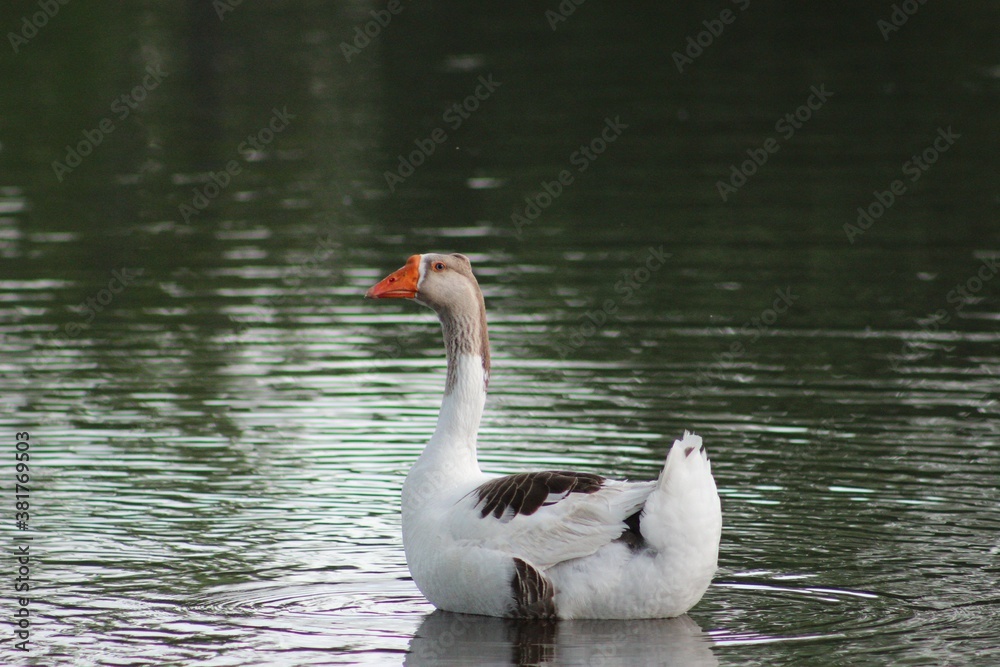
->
xmin=405 ymin=610 xmax=718 ymax=667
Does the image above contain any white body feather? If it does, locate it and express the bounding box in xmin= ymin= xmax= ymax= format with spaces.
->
xmin=401 ymin=354 xmax=722 ymax=619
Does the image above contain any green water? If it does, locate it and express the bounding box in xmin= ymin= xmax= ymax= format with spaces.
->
xmin=1 ymin=2 xmax=998 ymax=665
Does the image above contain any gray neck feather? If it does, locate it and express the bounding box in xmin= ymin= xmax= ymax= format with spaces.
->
xmin=439 ymin=295 xmax=490 ymax=394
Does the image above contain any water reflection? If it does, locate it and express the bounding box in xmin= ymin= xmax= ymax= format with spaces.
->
xmin=406 ymin=611 xmax=718 ymax=667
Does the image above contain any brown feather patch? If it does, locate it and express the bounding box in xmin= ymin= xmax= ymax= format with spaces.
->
xmin=510 ymin=557 xmax=556 ymax=619
xmin=473 ymin=471 xmax=606 ymax=520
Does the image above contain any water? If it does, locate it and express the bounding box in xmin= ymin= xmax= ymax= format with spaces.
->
xmin=1 ymin=2 xmax=999 ymax=665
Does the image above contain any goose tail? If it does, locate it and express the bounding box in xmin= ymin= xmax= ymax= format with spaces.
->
xmin=639 ymin=431 xmax=722 ymax=599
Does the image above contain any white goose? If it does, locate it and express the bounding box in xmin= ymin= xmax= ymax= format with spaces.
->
xmin=366 ymin=253 xmax=721 ymax=619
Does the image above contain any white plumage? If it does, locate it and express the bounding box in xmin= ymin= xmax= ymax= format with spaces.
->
xmin=368 ymin=253 xmax=722 ymax=619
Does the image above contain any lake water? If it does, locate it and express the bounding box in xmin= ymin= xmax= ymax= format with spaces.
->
xmin=1 ymin=2 xmax=998 ymax=665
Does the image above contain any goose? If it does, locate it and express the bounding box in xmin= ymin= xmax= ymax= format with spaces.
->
xmin=365 ymin=253 xmax=721 ymax=619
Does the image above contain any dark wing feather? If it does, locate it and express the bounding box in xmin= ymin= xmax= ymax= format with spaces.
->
xmin=510 ymin=557 xmax=556 ymax=619
xmin=472 ymin=471 xmax=606 ymax=522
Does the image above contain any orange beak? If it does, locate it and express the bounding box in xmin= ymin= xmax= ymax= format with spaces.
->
xmin=365 ymin=254 xmax=421 ymax=299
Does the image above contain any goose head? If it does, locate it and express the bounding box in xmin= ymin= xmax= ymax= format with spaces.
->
xmin=365 ymin=253 xmax=483 ymax=318
xmin=366 ymin=252 xmax=491 ymax=388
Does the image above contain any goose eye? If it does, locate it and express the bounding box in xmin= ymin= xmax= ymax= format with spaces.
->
xmin=433 ymin=262 xmax=446 ymax=271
